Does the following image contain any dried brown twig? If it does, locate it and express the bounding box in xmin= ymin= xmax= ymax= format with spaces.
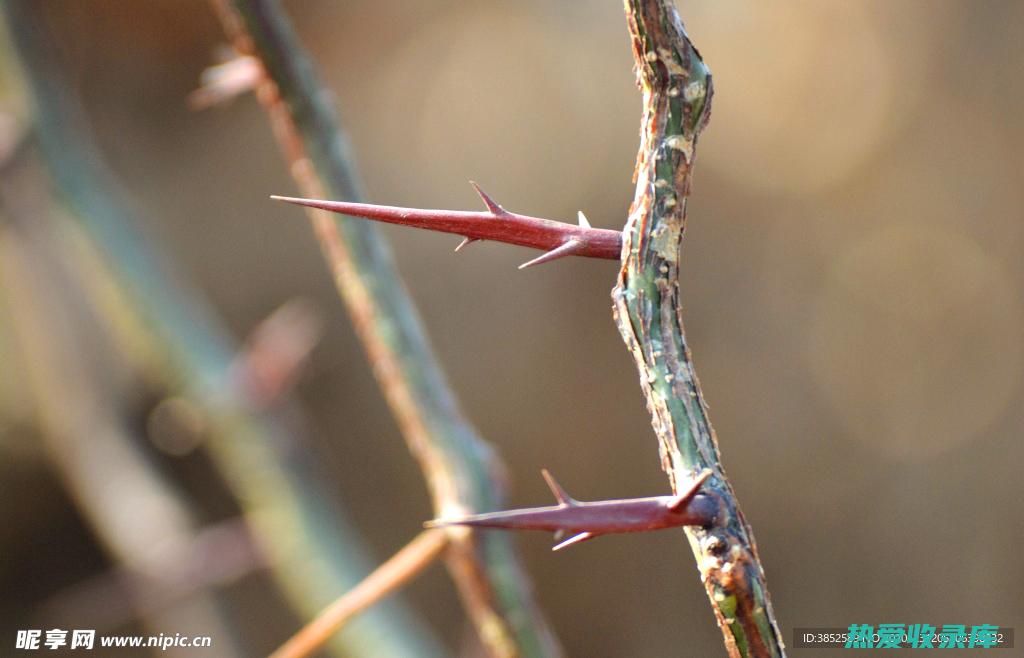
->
xmin=270 ymin=529 xmax=448 ymax=658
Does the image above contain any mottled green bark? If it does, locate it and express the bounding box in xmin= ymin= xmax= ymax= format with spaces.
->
xmin=612 ymin=2 xmax=785 ymax=657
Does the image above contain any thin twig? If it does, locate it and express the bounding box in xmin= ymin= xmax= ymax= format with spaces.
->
xmin=271 ymin=529 xmax=449 ymax=658
xmin=207 ymin=2 xmax=562 ymax=656
xmin=612 ymin=2 xmax=785 ymax=656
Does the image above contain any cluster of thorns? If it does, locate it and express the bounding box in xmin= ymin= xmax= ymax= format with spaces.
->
xmin=273 ymin=188 xmax=716 ymax=550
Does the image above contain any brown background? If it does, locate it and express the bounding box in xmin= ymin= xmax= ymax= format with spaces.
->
xmin=2 ymin=1 xmax=1022 ymax=656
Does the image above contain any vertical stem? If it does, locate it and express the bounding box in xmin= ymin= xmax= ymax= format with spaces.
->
xmin=612 ymin=2 xmax=785 ymax=657
xmin=208 ymin=2 xmax=561 ymax=656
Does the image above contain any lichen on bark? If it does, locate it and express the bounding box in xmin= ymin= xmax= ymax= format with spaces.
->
xmin=612 ymin=2 xmax=786 ymax=656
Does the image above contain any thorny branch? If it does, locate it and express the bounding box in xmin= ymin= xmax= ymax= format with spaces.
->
xmin=274 ymin=1 xmax=789 ymax=655
xmin=190 ymin=0 xmax=794 ymax=654
xmin=612 ymin=1 xmax=785 ymax=656
xmin=207 ymin=1 xmax=561 ymax=656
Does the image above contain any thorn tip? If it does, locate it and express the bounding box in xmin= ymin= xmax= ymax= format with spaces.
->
xmin=518 ymin=239 xmax=584 ymax=270
xmin=454 ymin=237 xmax=478 ymax=252
xmin=541 ymin=469 xmax=575 ymax=506
xmin=469 ymin=181 xmax=505 ymax=215
xmin=668 ymin=468 xmax=714 ymax=512
xmin=552 ymin=531 xmax=594 ymax=551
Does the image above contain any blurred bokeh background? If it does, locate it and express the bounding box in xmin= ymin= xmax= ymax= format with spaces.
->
xmin=1 ymin=1 xmax=1022 ymax=656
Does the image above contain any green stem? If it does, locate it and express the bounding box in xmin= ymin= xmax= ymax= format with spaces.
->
xmin=1 ymin=3 xmax=444 ymax=656
xmin=612 ymin=2 xmax=785 ymax=656
xmin=210 ymin=2 xmax=560 ymax=656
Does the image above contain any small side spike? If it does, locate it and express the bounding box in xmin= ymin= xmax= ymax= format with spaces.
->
xmin=552 ymin=531 xmax=594 ymax=551
xmin=668 ymin=469 xmax=713 ymax=512
xmin=577 ymin=211 xmax=591 ymax=229
xmin=454 ymin=237 xmax=478 ymax=252
xmin=518 ymin=239 xmax=584 ymax=270
xmin=469 ymin=181 xmax=506 ymax=216
xmin=541 ymin=469 xmax=576 ymax=507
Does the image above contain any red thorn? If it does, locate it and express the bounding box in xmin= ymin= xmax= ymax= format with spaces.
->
xmin=421 ymin=483 xmax=717 ymax=541
xmin=270 ymin=193 xmax=622 ymax=263
xmin=469 ymin=181 xmax=506 ymax=216
xmin=454 ymin=237 xmax=478 ymax=252
xmin=518 ymin=239 xmax=584 ymax=270
xmin=668 ymin=469 xmax=713 ymax=512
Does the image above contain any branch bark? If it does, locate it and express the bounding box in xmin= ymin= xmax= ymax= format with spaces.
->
xmin=208 ymin=2 xmax=561 ymax=656
xmin=612 ymin=2 xmax=785 ymax=656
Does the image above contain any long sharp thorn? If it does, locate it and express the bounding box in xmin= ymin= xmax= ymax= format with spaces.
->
xmin=540 ymin=469 xmax=576 ymax=506
xmin=469 ymin=181 xmax=506 ymax=216
xmin=518 ymin=239 xmax=584 ymax=270
xmin=270 ymin=193 xmax=624 ymax=262
xmin=668 ymin=469 xmax=713 ymax=512
xmin=577 ymin=210 xmax=591 ymax=229
xmin=552 ymin=532 xmax=594 ymax=551
xmin=454 ymin=237 xmax=478 ymax=252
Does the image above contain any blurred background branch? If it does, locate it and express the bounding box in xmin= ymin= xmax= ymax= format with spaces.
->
xmin=207 ymin=1 xmax=560 ymax=655
xmin=2 ymin=2 xmax=445 ymax=655
xmin=0 ymin=138 xmax=244 ymax=657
